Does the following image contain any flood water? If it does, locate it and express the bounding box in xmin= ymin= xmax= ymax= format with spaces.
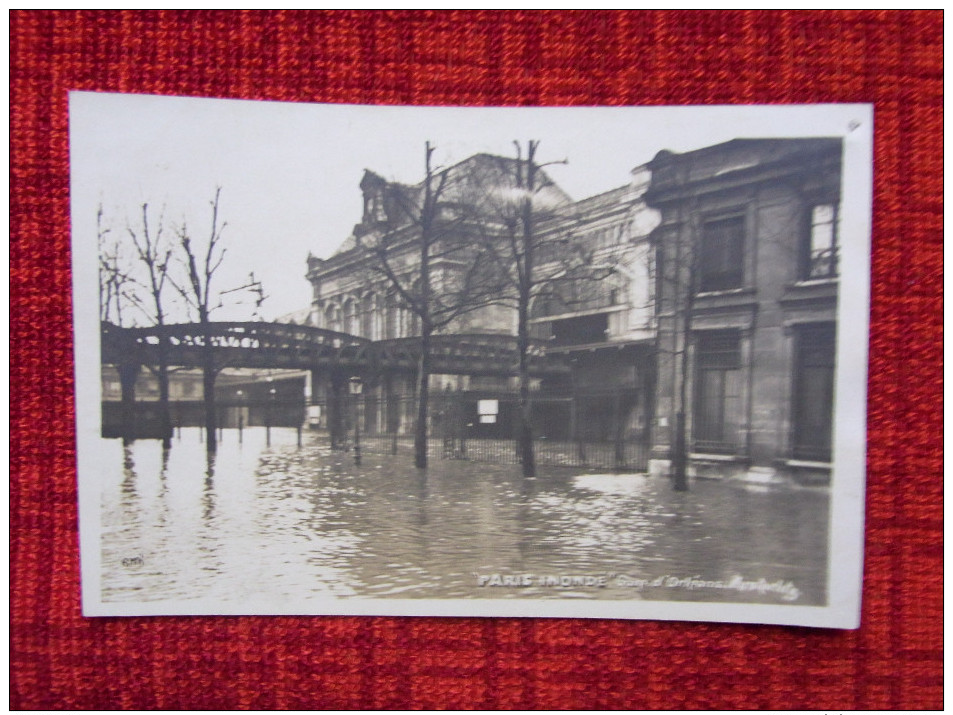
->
xmin=100 ymin=428 xmax=829 ymax=607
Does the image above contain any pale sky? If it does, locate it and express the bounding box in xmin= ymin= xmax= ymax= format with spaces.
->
xmin=70 ymin=93 xmax=867 ymax=322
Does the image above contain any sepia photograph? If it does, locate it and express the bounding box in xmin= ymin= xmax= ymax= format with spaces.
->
xmin=71 ymin=94 xmax=872 ymax=627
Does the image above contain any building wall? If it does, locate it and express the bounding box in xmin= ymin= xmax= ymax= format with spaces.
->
xmin=645 ymin=139 xmax=842 ymax=483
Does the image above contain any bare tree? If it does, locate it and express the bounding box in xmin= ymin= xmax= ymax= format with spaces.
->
xmin=126 ymin=203 xmax=175 ymax=448
xmin=99 ymin=204 xmax=143 ymax=446
xmin=656 ymin=202 xmax=806 ymax=491
xmin=476 ymin=141 xmax=614 ymax=478
xmin=355 ymin=142 xmax=506 ymax=468
xmin=98 ymin=204 xmax=136 ymax=326
xmin=657 ymin=205 xmax=701 ymax=491
xmin=171 ymin=187 xmax=228 ymax=453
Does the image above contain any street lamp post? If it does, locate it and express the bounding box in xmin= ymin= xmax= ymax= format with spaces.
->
xmin=267 ymin=383 xmax=276 ymax=447
xmin=349 ymin=376 xmax=363 ymax=466
xmin=236 ymin=389 xmax=244 ymax=444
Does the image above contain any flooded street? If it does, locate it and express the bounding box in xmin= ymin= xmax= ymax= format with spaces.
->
xmin=100 ymin=428 xmax=829 ymax=607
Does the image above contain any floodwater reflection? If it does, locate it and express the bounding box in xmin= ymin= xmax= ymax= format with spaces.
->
xmin=100 ymin=428 xmax=829 ymax=606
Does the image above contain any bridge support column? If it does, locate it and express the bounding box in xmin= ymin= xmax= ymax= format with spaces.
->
xmin=117 ymin=362 xmax=141 ymax=445
xmin=328 ymin=372 xmax=348 ymax=450
xmin=311 ymin=368 xmax=346 ymax=448
xmin=308 ymin=368 xmax=322 ymax=431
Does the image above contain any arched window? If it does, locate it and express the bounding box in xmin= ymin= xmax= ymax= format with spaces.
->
xmin=385 ymin=294 xmax=398 ymax=339
xmin=372 ymin=294 xmax=383 ymax=340
xmin=343 ymin=298 xmax=358 ymax=335
xmin=361 ymin=293 xmax=374 ymax=338
xmin=323 ymin=304 xmax=337 ymax=331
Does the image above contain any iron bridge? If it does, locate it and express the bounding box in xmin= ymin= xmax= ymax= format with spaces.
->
xmin=101 ymin=321 xmax=569 ymax=377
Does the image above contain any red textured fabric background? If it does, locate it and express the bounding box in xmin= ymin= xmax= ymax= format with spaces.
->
xmin=10 ymin=11 xmax=942 ymax=710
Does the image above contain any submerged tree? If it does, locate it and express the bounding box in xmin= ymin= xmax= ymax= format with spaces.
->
xmin=476 ymin=141 xmax=615 ymax=478
xmin=125 ymin=203 xmax=175 ymax=449
xmin=354 ymin=142 xmax=506 ymax=468
xmin=99 ymin=189 xmax=262 ymax=449
xmin=657 ymin=205 xmax=702 ymax=491
xmin=98 ymin=204 xmax=135 ymax=327
xmin=170 ymin=187 xmax=228 ymax=453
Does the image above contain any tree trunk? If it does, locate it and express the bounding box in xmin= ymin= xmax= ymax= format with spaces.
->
xmin=516 ymin=293 xmax=536 ymax=478
xmin=672 ymin=300 xmax=690 ymax=490
xmin=673 ymin=410 xmax=688 ymax=491
xmin=413 ymin=329 xmax=431 ymax=469
xmin=516 ymin=145 xmax=538 ymax=479
xmin=201 ymin=321 xmax=217 ymax=453
xmin=203 ymin=364 xmax=217 ymax=453
xmin=157 ymin=340 xmax=171 ymax=450
xmin=672 ymin=210 xmax=695 ymax=491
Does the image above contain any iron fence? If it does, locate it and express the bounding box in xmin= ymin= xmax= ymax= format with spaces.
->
xmin=314 ymin=391 xmax=649 ymax=472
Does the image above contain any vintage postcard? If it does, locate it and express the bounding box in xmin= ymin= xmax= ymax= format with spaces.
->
xmin=70 ymin=94 xmax=872 ymax=627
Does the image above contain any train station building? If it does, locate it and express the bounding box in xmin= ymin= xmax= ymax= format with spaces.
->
xmin=301 ymin=137 xmax=841 ymax=481
xmin=303 ymin=152 xmax=660 ymax=468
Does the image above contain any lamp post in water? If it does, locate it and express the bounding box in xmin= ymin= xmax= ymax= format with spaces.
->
xmin=349 ymin=376 xmax=362 ymax=466
xmin=266 ymin=382 xmax=276 ymax=447
xmin=236 ymin=389 xmax=244 ymax=444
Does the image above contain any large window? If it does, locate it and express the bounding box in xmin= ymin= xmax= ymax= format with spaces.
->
xmin=699 ymin=216 xmax=745 ymax=292
xmin=530 ymin=273 xmax=622 ymax=320
xmin=792 ymin=324 xmax=835 ymax=461
xmin=694 ymin=332 xmax=743 ymax=453
xmin=384 ymin=297 xmax=395 ymax=339
xmin=803 ymin=204 xmax=839 ymax=279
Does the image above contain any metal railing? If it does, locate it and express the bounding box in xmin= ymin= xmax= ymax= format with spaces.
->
xmin=314 ymin=391 xmax=649 ymax=472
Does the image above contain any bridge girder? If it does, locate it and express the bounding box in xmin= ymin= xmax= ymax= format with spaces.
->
xmin=101 ymin=322 xmax=569 ymax=378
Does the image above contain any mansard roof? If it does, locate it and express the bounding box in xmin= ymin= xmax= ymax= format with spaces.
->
xmin=327 ymin=152 xmax=575 ymax=258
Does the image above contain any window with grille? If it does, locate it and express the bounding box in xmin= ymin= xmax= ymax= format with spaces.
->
xmin=694 ymin=332 xmax=743 ymax=453
xmin=699 ymin=216 xmax=745 ymax=292
xmin=803 ymin=204 xmax=839 ymax=279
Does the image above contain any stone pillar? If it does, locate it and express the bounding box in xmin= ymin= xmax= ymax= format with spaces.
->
xmin=744 ymin=198 xmax=798 ymax=479
xmin=313 ymin=368 xmax=344 ymax=447
xmin=748 ymin=325 xmax=784 ymax=467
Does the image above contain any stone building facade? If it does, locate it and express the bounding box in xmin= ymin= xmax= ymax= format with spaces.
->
xmin=527 ymin=167 xmax=659 ymax=444
xmin=301 ymin=138 xmax=842 ymax=480
xmin=644 ymin=138 xmax=842 ymax=483
xmin=304 ymin=153 xmax=660 ymax=447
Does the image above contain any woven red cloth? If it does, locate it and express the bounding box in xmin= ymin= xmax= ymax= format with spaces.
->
xmin=11 ymin=10 xmax=942 ymax=710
